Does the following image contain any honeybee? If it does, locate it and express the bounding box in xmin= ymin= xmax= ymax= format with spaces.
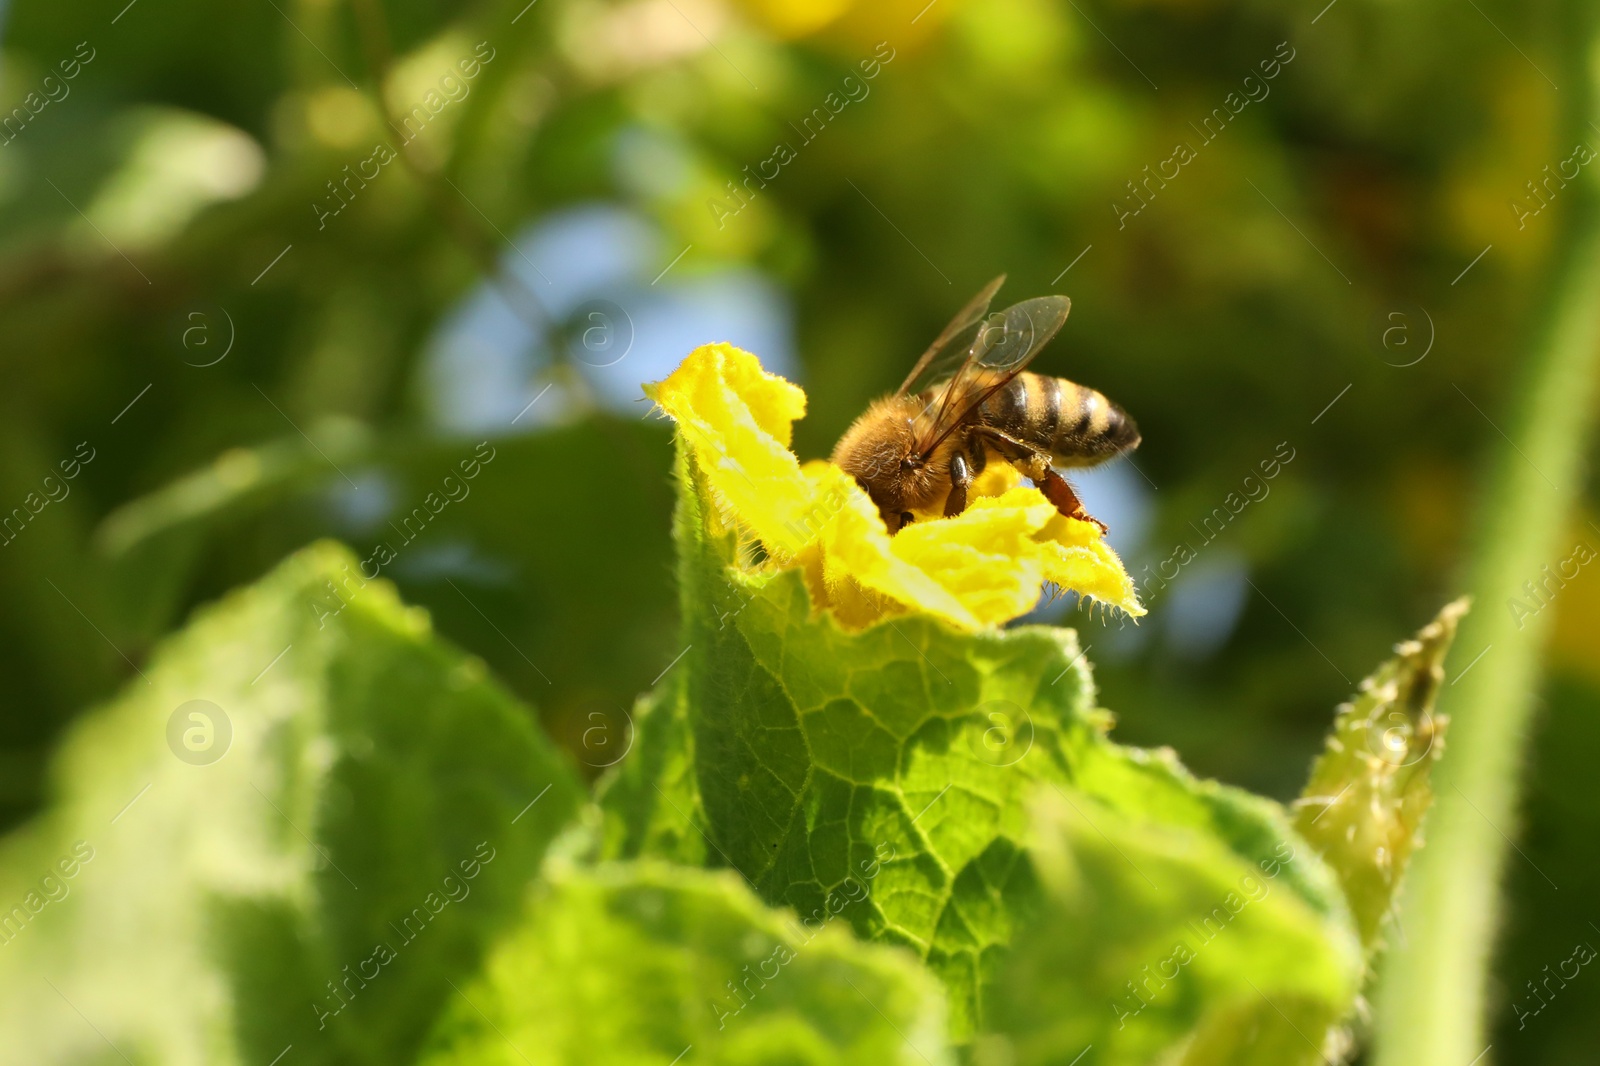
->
xmin=832 ymin=275 xmax=1140 ymax=534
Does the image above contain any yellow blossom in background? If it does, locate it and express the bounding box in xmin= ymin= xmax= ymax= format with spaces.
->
xmin=728 ymin=0 xmax=855 ymax=40
xmin=646 ymin=343 xmax=1144 ymax=630
xmin=727 ymin=0 xmax=958 ymax=48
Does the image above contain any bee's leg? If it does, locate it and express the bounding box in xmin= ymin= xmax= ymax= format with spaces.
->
xmin=973 ymin=426 xmax=1040 ymax=474
xmin=944 ymin=452 xmax=972 ymax=517
xmin=974 ymin=427 xmax=1108 ymax=534
xmin=1036 ymin=468 xmax=1108 ymax=536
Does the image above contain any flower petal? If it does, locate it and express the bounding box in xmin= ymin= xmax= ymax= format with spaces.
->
xmin=1033 ymin=510 xmax=1147 ymax=619
xmin=645 ymin=343 xmax=814 ymax=558
xmin=806 ymin=462 xmax=987 ymax=630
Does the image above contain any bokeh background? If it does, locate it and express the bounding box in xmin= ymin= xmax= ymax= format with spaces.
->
xmin=1 ymin=0 xmax=1596 ymax=1060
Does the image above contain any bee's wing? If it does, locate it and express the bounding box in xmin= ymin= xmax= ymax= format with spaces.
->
xmin=896 ymin=275 xmax=1007 ymax=397
xmin=912 ymin=295 xmax=1073 ymax=460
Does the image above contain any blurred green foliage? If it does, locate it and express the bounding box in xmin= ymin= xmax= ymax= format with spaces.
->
xmin=1 ymin=0 xmax=1597 ymax=1062
xmin=418 ymin=861 xmax=950 ymax=1065
xmin=991 ymin=793 xmax=1357 ymax=1066
xmin=0 ymin=543 xmax=585 ymax=1064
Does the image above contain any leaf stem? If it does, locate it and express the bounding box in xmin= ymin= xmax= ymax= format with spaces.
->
xmin=1372 ymin=10 xmax=1600 ymax=1062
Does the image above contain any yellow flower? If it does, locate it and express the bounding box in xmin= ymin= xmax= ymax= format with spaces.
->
xmin=646 ymin=343 xmax=1145 ymax=631
xmin=727 ymin=0 xmax=960 ymax=45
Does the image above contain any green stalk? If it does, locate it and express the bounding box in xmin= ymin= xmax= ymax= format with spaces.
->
xmin=1372 ymin=13 xmax=1600 ymax=1064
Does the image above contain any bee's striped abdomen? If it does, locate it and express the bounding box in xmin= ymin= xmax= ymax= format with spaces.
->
xmin=978 ymin=372 xmax=1141 ymax=467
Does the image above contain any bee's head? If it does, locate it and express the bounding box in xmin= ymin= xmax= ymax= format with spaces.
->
xmin=830 ymin=395 xmax=927 ymax=529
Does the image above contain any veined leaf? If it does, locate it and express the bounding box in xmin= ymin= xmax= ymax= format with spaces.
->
xmin=0 ymin=542 xmax=583 ymax=1066
xmin=640 ymin=439 xmax=1360 ymax=1042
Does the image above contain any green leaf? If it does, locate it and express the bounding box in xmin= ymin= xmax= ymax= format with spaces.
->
xmin=0 ymin=541 xmax=583 ymax=1066
xmin=980 ymin=793 xmax=1362 ymax=1066
xmin=1070 ymin=742 xmax=1354 ymax=934
xmin=1294 ymin=597 xmax=1466 ymax=952
xmin=419 ymin=860 xmax=952 ymax=1066
xmin=596 ymin=671 xmax=709 ymax=867
xmin=673 ymin=445 xmax=1090 ymax=1039
xmin=663 ymin=441 xmax=1359 ymax=1042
